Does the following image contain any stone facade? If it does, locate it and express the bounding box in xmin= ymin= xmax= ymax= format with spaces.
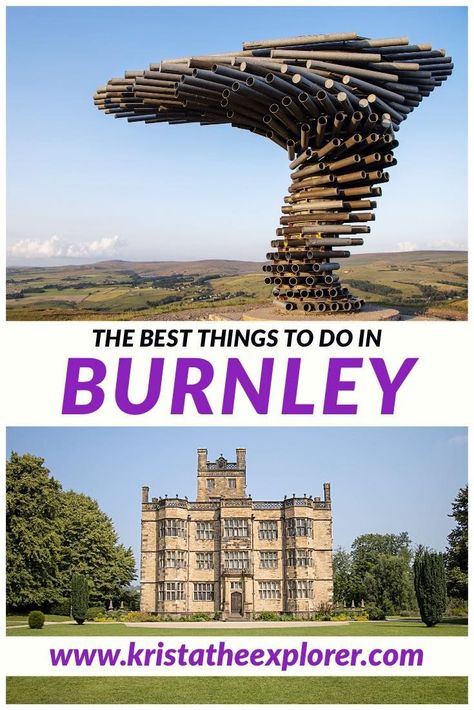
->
xmin=141 ymin=448 xmax=333 ymax=618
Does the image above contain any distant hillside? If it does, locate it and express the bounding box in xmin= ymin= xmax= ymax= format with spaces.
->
xmin=7 ymin=258 xmax=263 ymax=279
xmin=6 ymin=251 xmax=467 ymax=321
xmin=7 ymin=251 xmax=467 ymax=279
xmin=347 ymin=250 xmax=467 ymax=266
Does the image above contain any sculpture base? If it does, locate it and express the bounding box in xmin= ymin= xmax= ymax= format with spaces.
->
xmin=238 ymin=302 xmax=401 ymax=321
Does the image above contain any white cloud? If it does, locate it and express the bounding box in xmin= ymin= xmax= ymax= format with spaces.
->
xmin=7 ymin=235 xmax=125 ymax=259
xmin=64 ymin=236 xmax=124 ymax=258
xmin=7 ymin=235 xmax=62 ymax=258
xmin=396 ymin=241 xmax=418 ymax=252
xmin=427 ymin=239 xmax=467 ymax=251
xmin=394 ymin=238 xmax=467 ymax=253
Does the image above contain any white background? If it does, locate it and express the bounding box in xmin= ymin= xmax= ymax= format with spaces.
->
xmin=1 ymin=0 xmax=473 ymax=705
xmin=5 ymin=637 xmax=470 ymax=677
xmin=3 ymin=321 xmax=471 ymax=426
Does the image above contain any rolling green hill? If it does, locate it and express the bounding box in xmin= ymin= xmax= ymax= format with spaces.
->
xmin=6 ymin=251 xmax=467 ymax=321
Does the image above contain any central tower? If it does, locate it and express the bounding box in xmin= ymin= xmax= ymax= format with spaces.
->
xmin=196 ymin=448 xmax=247 ymax=501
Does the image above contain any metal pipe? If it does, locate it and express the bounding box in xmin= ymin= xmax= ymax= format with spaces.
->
xmin=243 ymin=32 xmax=359 ymax=50
xmin=303 ymin=224 xmax=366 ymax=235
xmin=297 ymin=91 xmax=320 ymax=119
xmin=280 ymin=95 xmax=306 ymax=122
xmin=291 ymin=162 xmax=327 ymax=181
xmin=265 ymin=72 xmax=302 ymax=99
xmin=315 ymin=115 xmax=327 ymax=148
xmin=300 ymin=123 xmax=311 ymax=149
xmin=306 ymin=60 xmax=399 ymax=82
xmin=287 ymin=140 xmax=296 ymax=161
xmin=315 ymin=90 xmax=336 ymax=115
xmin=314 ymin=137 xmax=342 ymax=160
xmin=246 ymin=75 xmax=287 ymax=101
xmin=273 ymin=50 xmax=382 ymax=63
xmin=334 ymin=170 xmax=368 ymax=184
xmin=270 ymin=103 xmax=299 ymax=133
xmin=289 ymin=148 xmax=313 ymax=170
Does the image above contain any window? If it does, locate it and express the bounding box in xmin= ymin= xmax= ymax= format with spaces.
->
xmin=287 ymin=550 xmax=313 ymax=567
xmin=157 ymin=582 xmax=185 ymax=601
xmin=158 ymin=550 xmax=187 ymax=568
xmin=223 ymin=518 xmax=249 ymax=537
xmin=196 ymin=521 xmax=214 ymax=540
xmin=193 ymin=583 xmax=214 ymax=601
xmin=260 ymin=551 xmax=278 ymax=568
xmin=259 ymin=581 xmax=281 ymax=600
xmin=259 ymin=520 xmax=278 ymax=540
xmin=224 ymin=550 xmax=249 ymax=570
xmin=206 ymin=479 xmax=215 ymax=490
xmin=196 ymin=552 xmax=214 ymax=570
xmin=228 ymin=478 xmax=236 ymax=489
xmin=230 ymin=581 xmax=242 ymax=591
xmin=287 ymin=580 xmax=314 ymax=599
xmin=286 ymin=518 xmax=313 ymax=538
xmin=159 ymin=519 xmax=187 ymax=538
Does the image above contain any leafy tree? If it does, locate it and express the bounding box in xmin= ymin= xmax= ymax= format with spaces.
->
xmin=6 ymin=452 xmax=136 ymax=612
xmin=414 ymin=547 xmax=447 ymax=627
xmin=333 ymin=548 xmax=353 ymax=606
xmin=445 ymin=485 xmax=468 ymax=600
xmin=350 ymin=533 xmax=416 ymax=613
xmin=71 ymin=573 xmax=89 ymax=624
xmin=118 ymin=585 xmax=141 ymax=611
xmin=58 ymin=491 xmax=136 ymax=605
xmin=333 ymin=533 xmax=417 ymax=613
xmin=6 ymin=453 xmax=63 ymax=610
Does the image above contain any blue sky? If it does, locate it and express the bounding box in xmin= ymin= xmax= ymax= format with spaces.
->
xmin=6 ymin=427 xmax=467 ymax=567
xmin=7 ymin=6 xmax=467 ymax=265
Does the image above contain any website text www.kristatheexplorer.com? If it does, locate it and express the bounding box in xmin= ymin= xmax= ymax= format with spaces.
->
xmin=49 ymin=641 xmax=423 ymax=671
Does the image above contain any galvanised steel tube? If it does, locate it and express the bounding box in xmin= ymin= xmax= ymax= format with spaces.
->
xmin=282 ymin=65 xmax=328 ymax=88
xmin=287 ymin=139 xmax=296 ymax=161
xmin=270 ymin=104 xmax=299 ymax=133
xmin=297 ymin=92 xmax=320 ymax=118
xmin=246 ymin=75 xmax=287 ymax=101
xmin=273 ymin=49 xmax=383 ymax=62
xmin=95 ymin=30 xmax=451 ymax=314
xmin=281 ymin=95 xmax=307 ymax=121
xmin=243 ymin=32 xmax=359 ymax=50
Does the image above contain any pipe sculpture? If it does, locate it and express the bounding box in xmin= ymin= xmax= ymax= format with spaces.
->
xmin=94 ymin=32 xmax=452 ymax=313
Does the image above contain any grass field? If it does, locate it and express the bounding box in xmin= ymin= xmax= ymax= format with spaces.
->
xmin=6 ymin=676 xmax=468 ymax=704
xmin=6 ymin=619 xmax=467 ymax=637
xmin=6 ymin=251 xmax=467 ymax=320
xmin=6 ymin=614 xmax=70 ymax=628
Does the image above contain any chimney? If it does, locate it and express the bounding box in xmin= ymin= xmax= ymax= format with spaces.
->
xmin=236 ymin=448 xmax=246 ymax=469
xmin=197 ymin=448 xmax=208 ymax=471
xmin=142 ymin=486 xmax=149 ymax=504
xmin=323 ymin=482 xmax=331 ymax=503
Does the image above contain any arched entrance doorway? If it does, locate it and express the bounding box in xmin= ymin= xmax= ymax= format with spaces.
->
xmin=230 ymin=591 xmax=243 ymax=616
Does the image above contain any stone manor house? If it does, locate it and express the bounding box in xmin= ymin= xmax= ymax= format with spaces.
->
xmin=141 ymin=448 xmax=333 ymax=618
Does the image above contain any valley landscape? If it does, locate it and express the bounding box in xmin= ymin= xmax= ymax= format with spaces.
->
xmin=6 ymin=251 xmax=467 ymax=321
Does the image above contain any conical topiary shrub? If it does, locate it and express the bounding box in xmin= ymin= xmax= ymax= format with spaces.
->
xmin=414 ymin=547 xmax=447 ymax=627
xmin=71 ymin=573 xmax=89 ymax=625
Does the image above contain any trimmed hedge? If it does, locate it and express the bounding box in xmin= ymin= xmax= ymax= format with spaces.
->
xmin=367 ymin=606 xmax=386 ymax=621
xmin=28 ymin=611 xmax=45 ymax=629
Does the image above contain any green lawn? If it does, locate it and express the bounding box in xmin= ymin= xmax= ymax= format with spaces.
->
xmin=6 ymin=614 xmax=70 ymax=627
xmin=6 ymin=676 xmax=467 ymax=704
xmin=6 ymin=619 xmax=467 ymax=637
